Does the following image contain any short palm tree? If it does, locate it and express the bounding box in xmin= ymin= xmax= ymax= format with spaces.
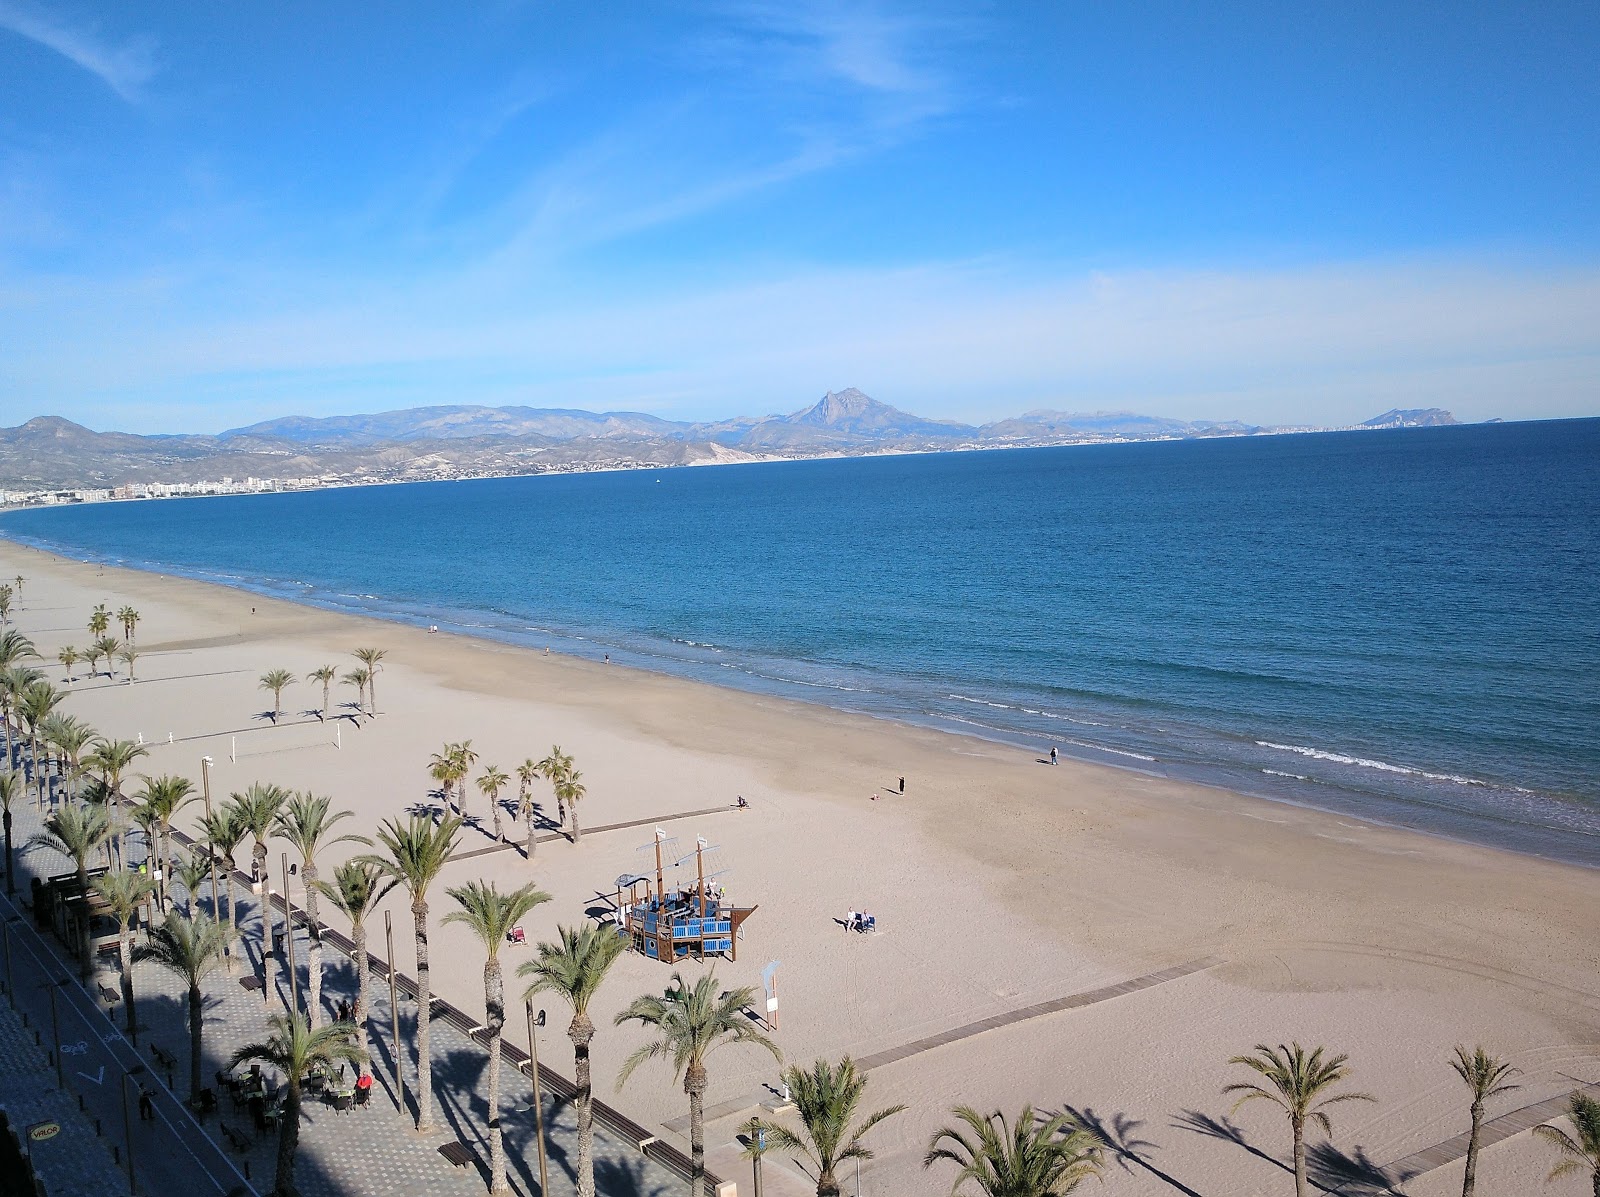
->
xmin=88 ymin=603 xmax=110 ymax=638
xmin=1225 ymin=1043 xmax=1374 ymax=1197
xmin=556 ymin=769 xmax=587 ymax=843
xmin=352 ymin=647 xmax=386 ymax=715
xmin=312 ymin=859 xmax=395 ymax=1070
xmin=93 ymin=636 xmax=121 ymax=677
xmin=924 ymin=1106 xmax=1102 ymax=1197
xmin=117 ymin=644 xmax=140 ymax=681
xmin=275 ymin=793 xmax=366 ymax=1026
xmin=755 ymin=1057 xmax=906 ymax=1197
xmin=28 ymin=801 xmax=112 ymax=976
xmin=341 ymin=666 xmax=369 ymax=715
xmin=363 ymin=813 xmax=463 ymax=1133
xmin=306 ymin=666 xmax=337 ymax=720
xmin=516 ymin=759 xmax=541 ymax=864
xmin=135 ymin=773 xmax=198 ymax=913
xmin=260 ymin=669 xmax=295 ymax=721
xmin=174 ymin=850 xmax=210 ymax=917
xmin=1534 ymin=1091 xmax=1600 ymax=1195
xmin=94 ymin=869 xmax=154 ymax=1041
xmin=1450 ymin=1045 xmax=1519 ymax=1197
xmin=133 ymin=912 xmax=234 ymax=1098
xmin=231 ymin=1011 xmax=366 ymax=1197
xmin=84 ymin=642 xmax=103 ymax=678
xmin=58 ymin=645 xmax=79 ymax=683
xmin=0 ymin=770 xmax=20 ymax=895
xmin=520 ymin=923 xmax=630 ymax=1197
xmin=200 ymin=802 xmax=248 ymax=937
xmin=446 ymin=881 xmax=551 ymax=1197
xmin=477 ymin=766 xmax=510 ymax=841
xmin=18 ymin=679 xmax=66 ymax=806
xmin=85 ymin=737 xmax=148 ymax=799
xmin=451 ymin=741 xmax=478 ymax=813
xmin=537 ymin=746 xmax=573 ymax=829
xmin=118 ymin=606 xmax=139 ymax=641
xmin=617 ymin=970 xmax=782 ymax=1197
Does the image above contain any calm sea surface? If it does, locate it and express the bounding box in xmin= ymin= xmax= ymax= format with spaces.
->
xmin=5 ymin=421 xmax=1598 ymax=864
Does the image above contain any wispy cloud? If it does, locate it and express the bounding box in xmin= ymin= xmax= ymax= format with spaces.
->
xmin=0 ymin=0 xmax=155 ymax=100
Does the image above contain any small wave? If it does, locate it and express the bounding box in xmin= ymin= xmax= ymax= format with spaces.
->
xmin=1256 ymin=741 xmax=1486 ymax=787
xmin=1063 ymin=738 xmax=1156 ymax=762
xmin=1021 ymin=707 xmax=1108 ymax=727
xmin=946 ymin=694 xmax=1016 ymax=710
xmin=1262 ymin=768 xmax=1314 ymax=782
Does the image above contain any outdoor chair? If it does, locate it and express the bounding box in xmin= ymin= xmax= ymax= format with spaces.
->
xmin=332 ymin=1092 xmax=354 ymax=1113
xmin=354 ymin=1085 xmax=371 ymax=1109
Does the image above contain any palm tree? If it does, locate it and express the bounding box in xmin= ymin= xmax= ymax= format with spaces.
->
xmin=28 ymin=802 xmax=112 ymax=976
xmin=93 ymin=636 xmax=121 ymax=677
xmin=1534 ymin=1091 xmax=1600 ymax=1195
xmin=134 ymin=913 xmax=234 ymax=1098
xmin=313 ymin=860 xmax=395 ymax=1072
xmin=85 ymin=737 xmax=147 ymax=801
xmin=0 ymin=627 xmax=38 ymax=667
xmin=519 ymin=923 xmax=632 ymax=1197
xmin=363 ymin=813 xmax=463 ymax=1133
xmin=58 ymin=645 xmax=79 ymax=683
xmin=118 ymin=606 xmax=140 ymax=641
xmin=428 ymin=747 xmax=456 ymax=811
xmin=517 ymin=759 xmax=541 ymax=864
xmin=200 ymin=801 xmax=248 ymax=938
xmin=89 ymin=603 xmax=110 ymax=638
xmin=477 ymin=766 xmax=510 ymax=841
xmin=341 ymin=667 xmax=370 ymax=716
xmin=135 ymin=774 xmax=198 ymax=913
xmin=616 ymin=970 xmax=781 ymax=1197
xmin=0 ymin=771 xmax=19 ymax=895
xmin=84 ymin=642 xmax=103 ymax=679
xmin=233 ymin=782 xmax=290 ymax=985
xmin=18 ymin=679 xmax=66 ymax=806
xmin=174 ymin=850 xmax=210 ymax=917
xmin=924 ymin=1106 xmax=1102 ymax=1197
xmin=452 ymin=741 xmax=479 ymax=814
xmin=42 ymin=714 xmax=96 ymax=791
xmin=537 ymin=746 xmax=573 ymax=830
xmin=1450 ymin=1045 xmax=1519 ymax=1197
xmin=754 ymin=1057 xmax=905 ymax=1197
xmin=93 ymin=869 xmax=154 ymax=1041
xmin=446 ymin=881 xmax=551 ymax=1197
xmin=117 ymin=644 xmax=140 ymax=682
xmin=274 ymin=793 xmax=366 ymax=1026
xmin=556 ymin=769 xmax=587 ymax=843
xmin=352 ymin=647 xmax=386 ymax=716
xmin=306 ymin=666 xmax=337 ymax=720
xmin=231 ymin=1012 xmax=366 ymax=1197
xmin=1225 ymin=1043 xmax=1374 ymax=1197
xmin=260 ymin=669 xmax=295 ymax=722
xmin=0 ymin=585 xmax=11 ymax=624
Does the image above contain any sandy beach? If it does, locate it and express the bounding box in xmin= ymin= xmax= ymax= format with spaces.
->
xmin=2 ymin=537 xmax=1596 ymax=1197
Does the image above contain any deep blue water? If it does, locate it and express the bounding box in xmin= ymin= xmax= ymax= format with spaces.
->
xmin=5 ymin=421 xmax=1598 ymax=864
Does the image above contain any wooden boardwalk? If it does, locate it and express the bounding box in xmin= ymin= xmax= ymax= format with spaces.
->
xmin=856 ymin=956 xmax=1224 ymax=1072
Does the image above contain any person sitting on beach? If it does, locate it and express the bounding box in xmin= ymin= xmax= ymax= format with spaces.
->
xmin=845 ymin=909 xmax=857 ymax=932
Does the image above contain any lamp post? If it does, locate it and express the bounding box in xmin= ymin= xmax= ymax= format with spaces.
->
xmin=199 ymin=756 xmax=221 ymax=939
xmin=523 ymin=1002 xmax=550 ymax=1197
xmin=384 ymin=911 xmax=406 ymax=1117
xmin=280 ymin=852 xmax=298 ymax=1015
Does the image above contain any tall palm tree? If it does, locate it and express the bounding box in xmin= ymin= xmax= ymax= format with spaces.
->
xmin=275 ymin=793 xmax=366 ymax=1026
xmin=616 ymin=970 xmax=781 ymax=1197
xmin=306 ymin=666 xmax=337 ymax=720
xmin=260 ymin=669 xmax=295 ymax=722
xmin=41 ymin=714 xmax=96 ymax=795
xmin=58 ymin=645 xmax=79 ymax=683
xmin=1225 ymin=1043 xmax=1374 ymax=1197
xmin=352 ymin=647 xmax=386 ymax=716
xmin=537 ymin=746 xmax=573 ymax=830
xmin=233 ymin=781 xmax=290 ymax=991
xmin=80 ymin=777 xmax=128 ymax=869
xmin=134 ymin=913 xmax=234 ymax=1099
xmin=427 ymin=747 xmax=457 ymax=811
xmin=200 ymin=801 xmax=248 ymax=937
xmin=452 ymin=741 xmax=478 ymax=813
xmin=231 ymin=1012 xmax=366 ymax=1197
xmin=446 ymin=881 xmax=551 ymax=1197
xmin=924 ymin=1106 xmax=1102 ymax=1197
xmin=519 ymin=923 xmax=632 ymax=1197
xmin=93 ymin=636 xmax=121 ymax=677
xmin=341 ymin=666 xmax=370 ymax=716
xmin=516 ymin=759 xmax=541 ymax=864
xmin=0 ymin=771 xmax=19 ymax=895
xmin=754 ymin=1057 xmax=905 ymax=1197
xmin=556 ymin=769 xmax=587 ymax=843
xmin=135 ymin=774 xmax=198 ymax=913
xmin=18 ymin=679 xmax=66 ymax=806
xmin=174 ymin=850 xmax=210 ymax=918
xmin=1450 ymin=1045 xmax=1519 ymax=1197
xmin=89 ymin=604 xmax=110 ymax=638
xmin=117 ymin=644 xmax=140 ymax=682
xmin=117 ymin=606 xmax=140 ymax=642
xmin=85 ymin=737 xmax=148 ymax=800
xmin=363 ymin=813 xmax=463 ymax=1133
xmin=93 ymin=868 xmax=154 ymax=1041
xmin=477 ymin=766 xmax=510 ymax=841
xmin=28 ymin=801 xmax=113 ymax=975
xmin=1534 ymin=1092 xmax=1600 ymax=1195
xmin=313 ymin=860 xmax=395 ymax=1073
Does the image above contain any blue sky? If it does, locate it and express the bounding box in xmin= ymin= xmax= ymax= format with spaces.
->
xmin=2 ymin=1 xmax=1597 ymax=433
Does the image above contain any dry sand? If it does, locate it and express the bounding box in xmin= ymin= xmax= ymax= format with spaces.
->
xmin=3 ymin=539 xmax=1596 ymax=1197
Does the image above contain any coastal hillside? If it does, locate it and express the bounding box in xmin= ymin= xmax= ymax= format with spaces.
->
xmin=1 ymin=395 xmax=1462 ymax=493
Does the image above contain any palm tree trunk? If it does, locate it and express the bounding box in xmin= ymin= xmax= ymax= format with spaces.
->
xmin=571 ymin=1016 xmax=597 ymax=1197
xmin=276 ymin=1080 xmax=302 ymax=1197
xmin=187 ymin=981 xmax=203 ymax=1099
xmin=1292 ymin=1117 xmax=1307 ymax=1197
xmin=3 ymin=808 xmax=12 ymax=895
xmin=321 ymin=681 xmax=330 ymax=721
xmin=75 ymin=862 xmax=92 ymax=980
xmin=368 ymin=673 xmax=377 ymax=718
xmin=353 ymin=921 xmax=371 ymax=1067
xmin=413 ymin=899 xmax=435 ymax=1133
xmin=303 ymin=861 xmax=323 ymax=1027
xmin=686 ymin=1063 xmax=709 ymax=1197
xmin=525 ymin=806 xmax=536 ymax=864
xmin=571 ymin=809 xmax=581 ymax=844
xmin=491 ymin=801 xmax=503 ymax=843
xmin=817 ymin=1167 xmax=840 ymax=1197
xmin=485 ymin=960 xmax=508 ymax=1196
xmin=119 ymin=925 xmax=137 ymax=1043
xmin=1462 ymin=1102 xmax=1482 ymax=1197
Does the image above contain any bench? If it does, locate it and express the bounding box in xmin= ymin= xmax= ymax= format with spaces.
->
xmin=438 ymin=1141 xmax=478 ymax=1168
xmin=151 ymin=1045 xmax=177 ymax=1071
xmin=238 ymin=974 xmax=263 ymax=992
xmin=220 ymin=1123 xmax=252 ymax=1153
xmin=97 ymin=983 xmax=120 ymax=1004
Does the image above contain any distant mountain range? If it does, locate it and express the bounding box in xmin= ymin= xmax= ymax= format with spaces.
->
xmin=0 ymin=390 xmax=1459 ymax=492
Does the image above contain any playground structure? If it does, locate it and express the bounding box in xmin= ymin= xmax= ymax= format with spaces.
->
xmin=618 ymin=831 xmax=757 ymax=963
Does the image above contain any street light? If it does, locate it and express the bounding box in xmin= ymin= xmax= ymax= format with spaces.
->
xmin=517 ymin=1003 xmax=550 ymax=1197
xmin=199 ymin=757 xmax=222 ymax=946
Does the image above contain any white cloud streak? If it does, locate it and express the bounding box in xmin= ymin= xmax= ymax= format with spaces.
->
xmin=0 ymin=0 xmax=155 ymax=100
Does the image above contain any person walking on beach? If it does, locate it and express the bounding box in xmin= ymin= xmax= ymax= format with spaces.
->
xmin=898 ymin=776 xmax=905 ymax=793
xmin=1050 ymin=746 xmax=1058 ymax=765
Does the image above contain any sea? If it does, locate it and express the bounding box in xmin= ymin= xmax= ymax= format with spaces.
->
xmin=4 ymin=419 xmax=1597 ymax=865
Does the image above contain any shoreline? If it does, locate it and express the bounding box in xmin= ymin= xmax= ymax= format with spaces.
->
xmin=4 ymin=518 xmax=1594 ymax=871
xmin=2 ymin=539 xmax=1596 ymax=1197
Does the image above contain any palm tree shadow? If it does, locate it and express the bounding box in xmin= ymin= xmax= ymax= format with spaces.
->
xmin=1307 ymin=1141 xmax=1413 ymax=1195
xmin=1063 ymin=1105 xmax=1208 ymax=1196
xmin=405 ymin=801 xmax=446 ymax=820
xmin=1174 ymin=1109 xmax=1291 ymax=1174
xmin=595 ymin=1151 xmax=674 ymax=1197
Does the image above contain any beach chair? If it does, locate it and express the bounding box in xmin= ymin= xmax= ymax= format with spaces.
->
xmin=507 ymin=926 xmax=526 ymax=945
xmin=864 ymin=915 xmax=876 ymax=933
